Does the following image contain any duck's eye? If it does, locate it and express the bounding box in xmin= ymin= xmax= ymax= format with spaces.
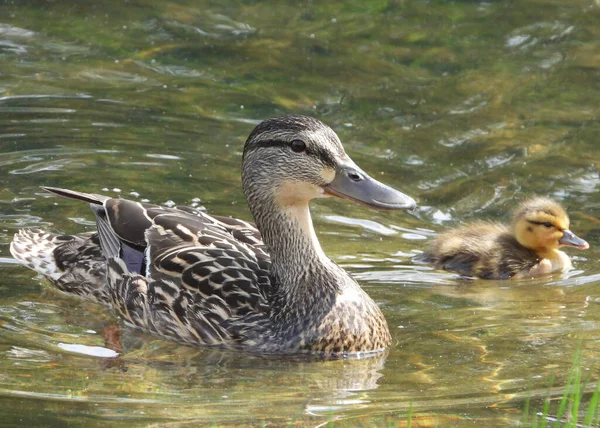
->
xmin=529 ymin=220 xmax=555 ymax=228
xmin=290 ymin=140 xmax=306 ymax=153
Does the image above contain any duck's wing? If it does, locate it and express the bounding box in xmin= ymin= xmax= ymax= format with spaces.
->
xmin=42 ymin=187 xmax=272 ymax=346
xmin=42 ymin=187 xmax=268 ymax=272
xmin=176 ymin=206 xmax=267 ymax=257
xmin=144 ymin=210 xmax=272 ymax=306
xmin=121 ymin=211 xmax=271 ymax=345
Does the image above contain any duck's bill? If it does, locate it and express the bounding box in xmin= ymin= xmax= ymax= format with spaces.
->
xmin=559 ymin=229 xmax=589 ymax=250
xmin=323 ymin=161 xmax=416 ymax=211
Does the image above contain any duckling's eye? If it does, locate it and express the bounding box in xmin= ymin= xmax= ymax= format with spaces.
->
xmin=290 ymin=140 xmax=306 ymax=153
xmin=529 ymin=220 xmax=555 ymax=228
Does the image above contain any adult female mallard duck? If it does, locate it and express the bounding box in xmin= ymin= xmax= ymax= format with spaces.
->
xmin=10 ymin=115 xmax=416 ymax=356
xmin=417 ymin=197 xmax=589 ymax=279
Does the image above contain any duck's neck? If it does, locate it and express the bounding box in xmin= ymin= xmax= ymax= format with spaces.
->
xmin=249 ymin=195 xmax=345 ymax=313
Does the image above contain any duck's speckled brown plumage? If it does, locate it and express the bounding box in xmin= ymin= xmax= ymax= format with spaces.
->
xmin=418 ymin=198 xmax=589 ymax=279
xmin=10 ymin=115 xmax=416 ymax=356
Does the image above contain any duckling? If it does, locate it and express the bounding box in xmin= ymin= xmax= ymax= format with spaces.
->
xmin=418 ymin=197 xmax=589 ymax=279
xmin=10 ymin=115 xmax=417 ymax=356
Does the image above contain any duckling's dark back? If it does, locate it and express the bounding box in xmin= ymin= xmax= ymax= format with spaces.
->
xmin=418 ymin=222 xmax=541 ymax=279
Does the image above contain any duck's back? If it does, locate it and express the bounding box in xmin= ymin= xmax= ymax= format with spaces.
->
xmin=418 ymin=222 xmax=541 ymax=279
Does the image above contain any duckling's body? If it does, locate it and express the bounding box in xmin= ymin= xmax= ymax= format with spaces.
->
xmin=419 ymin=198 xmax=588 ymax=279
xmin=10 ymin=115 xmax=416 ymax=356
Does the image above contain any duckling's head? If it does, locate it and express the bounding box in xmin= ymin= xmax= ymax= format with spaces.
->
xmin=512 ymin=197 xmax=589 ymax=255
xmin=242 ymin=115 xmax=416 ymax=214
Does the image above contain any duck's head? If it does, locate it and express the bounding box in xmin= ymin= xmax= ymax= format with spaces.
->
xmin=242 ymin=115 xmax=416 ymax=213
xmin=512 ymin=197 xmax=589 ymax=255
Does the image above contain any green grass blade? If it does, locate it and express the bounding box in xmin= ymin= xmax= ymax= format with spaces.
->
xmin=541 ymin=374 xmax=554 ymax=428
xmin=572 ymin=350 xmax=583 ymax=425
xmin=583 ymin=380 xmax=600 ymax=427
xmin=523 ymin=386 xmax=531 ymax=425
xmin=554 ymin=348 xmax=581 ymax=427
xmin=540 ymin=397 xmax=550 ymax=428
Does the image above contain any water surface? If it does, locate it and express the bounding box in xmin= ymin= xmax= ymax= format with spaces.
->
xmin=1 ymin=1 xmax=600 ymax=426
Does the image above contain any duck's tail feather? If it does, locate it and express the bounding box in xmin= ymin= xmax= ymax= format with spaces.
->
xmin=10 ymin=229 xmax=71 ymax=280
xmin=11 ymin=229 xmax=110 ymax=302
xmin=42 ymin=186 xmax=109 ymax=205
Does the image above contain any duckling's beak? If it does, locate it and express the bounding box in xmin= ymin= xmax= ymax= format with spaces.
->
xmin=323 ymin=160 xmax=417 ymax=210
xmin=559 ymin=230 xmax=589 ymax=250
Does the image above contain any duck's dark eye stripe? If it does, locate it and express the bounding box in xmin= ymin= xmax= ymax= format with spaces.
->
xmin=247 ymin=139 xmax=289 ymax=150
xmin=528 ymin=220 xmax=554 ymax=228
xmin=246 ymin=139 xmax=337 ymax=168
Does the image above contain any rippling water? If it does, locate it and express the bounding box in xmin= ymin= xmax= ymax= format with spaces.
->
xmin=1 ymin=1 xmax=600 ymax=426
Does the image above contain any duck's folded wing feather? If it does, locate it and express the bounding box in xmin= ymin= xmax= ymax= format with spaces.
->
xmin=148 ymin=210 xmax=271 ymax=315
xmin=102 ymin=199 xmax=181 ymax=247
xmin=99 ymin=199 xmax=267 ymax=253
xmin=90 ymin=204 xmax=121 ymax=259
xmin=175 ymin=207 xmax=267 ymax=256
xmin=146 ymin=216 xmax=271 ymax=303
xmin=102 ymin=206 xmax=272 ymax=345
xmin=208 ymin=214 xmax=266 ymax=256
